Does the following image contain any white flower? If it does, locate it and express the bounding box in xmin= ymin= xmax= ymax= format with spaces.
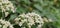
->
xmin=0 ymin=19 xmax=14 ymax=28
xmin=0 ymin=25 xmax=2 ymax=28
xmin=0 ymin=0 xmax=16 ymax=17
xmin=14 ymin=12 xmax=44 ymax=28
xmin=5 ymin=12 xmax=9 ymax=17
xmin=0 ymin=0 xmax=15 ymax=12
xmin=48 ymin=19 xmax=53 ymax=22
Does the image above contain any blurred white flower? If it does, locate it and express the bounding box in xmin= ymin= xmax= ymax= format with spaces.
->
xmin=0 ymin=0 xmax=16 ymax=17
xmin=14 ymin=12 xmax=44 ymax=28
xmin=5 ymin=12 xmax=9 ymax=17
xmin=0 ymin=0 xmax=15 ymax=12
xmin=48 ymin=19 xmax=53 ymax=22
xmin=43 ymin=17 xmax=53 ymax=22
xmin=0 ymin=19 xmax=14 ymax=28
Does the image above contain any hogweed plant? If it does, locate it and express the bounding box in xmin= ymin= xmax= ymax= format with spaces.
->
xmin=0 ymin=0 xmax=15 ymax=12
xmin=0 ymin=18 xmax=14 ymax=28
xmin=0 ymin=0 xmax=54 ymax=28
xmin=0 ymin=0 xmax=16 ymax=17
xmin=14 ymin=12 xmax=44 ymax=28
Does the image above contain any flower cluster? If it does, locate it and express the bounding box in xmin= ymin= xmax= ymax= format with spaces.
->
xmin=14 ymin=12 xmax=44 ymax=28
xmin=0 ymin=0 xmax=16 ymax=17
xmin=0 ymin=19 xmax=14 ymax=28
xmin=0 ymin=0 xmax=15 ymax=12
